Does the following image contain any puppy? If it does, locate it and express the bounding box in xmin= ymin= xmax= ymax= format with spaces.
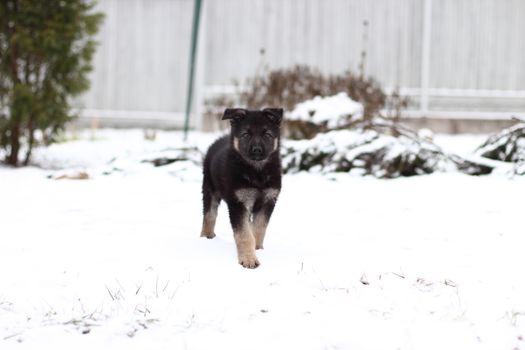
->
xmin=201 ymin=108 xmax=283 ymax=268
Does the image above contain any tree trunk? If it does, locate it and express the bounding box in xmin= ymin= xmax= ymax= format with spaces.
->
xmin=6 ymin=124 xmax=20 ymax=166
xmin=5 ymin=1 xmax=21 ymax=166
xmin=23 ymin=119 xmax=35 ymax=166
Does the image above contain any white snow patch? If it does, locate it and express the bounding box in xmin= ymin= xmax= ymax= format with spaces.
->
xmin=287 ymin=92 xmax=364 ymax=128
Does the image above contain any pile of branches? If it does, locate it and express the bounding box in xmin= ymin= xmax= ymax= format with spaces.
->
xmin=282 ymin=119 xmax=493 ymax=178
xmin=239 ymin=65 xmax=386 ymax=118
xmin=203 ymin=65 xmax=407 ymax=129
xmin=475 ymin=119 xmax=525 ymax=175
xmin=140 ymin=147 xmax=202 ymax=167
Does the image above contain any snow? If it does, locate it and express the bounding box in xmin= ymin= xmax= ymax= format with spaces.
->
xmin=1 ymin=129 xmax=525 ymax=349
xmin=287 ymin=92 xmax=364 ymax=128
xmin=433 ymin=134 xmax=488 ymax=157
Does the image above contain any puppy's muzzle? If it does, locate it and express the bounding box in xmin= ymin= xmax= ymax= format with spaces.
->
xmin=249 ymin=145 xmax=265 ymax=160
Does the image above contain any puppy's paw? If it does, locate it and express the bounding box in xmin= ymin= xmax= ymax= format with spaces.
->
xmin=255 ymin=244 xmax=264 ymax=250
xmin=200 ymin=232 xmax=216 ymax=239
xmin=238 ymin=254 xmax=260 ymax=269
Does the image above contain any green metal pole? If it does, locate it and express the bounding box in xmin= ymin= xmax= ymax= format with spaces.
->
xmin=183 ymin=0 xmax=203 ymax=141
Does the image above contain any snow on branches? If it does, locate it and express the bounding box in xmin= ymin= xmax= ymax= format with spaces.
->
xmin=282 ymin=94 xmax=493 ymax=178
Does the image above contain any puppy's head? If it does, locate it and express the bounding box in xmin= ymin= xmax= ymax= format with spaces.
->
xmin=222 ymin=108 xmax=283 ymax=163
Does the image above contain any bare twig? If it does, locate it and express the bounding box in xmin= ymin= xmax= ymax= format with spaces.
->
xmin=105 ymin=285 xmax=115 ymax=301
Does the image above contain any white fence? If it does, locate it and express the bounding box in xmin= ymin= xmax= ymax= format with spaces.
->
xmin=78 ymin=0 xmax=525 ymax=128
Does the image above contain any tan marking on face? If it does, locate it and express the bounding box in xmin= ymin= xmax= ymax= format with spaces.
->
xmin=234 ymin=212 xmax=259 ymax=268
xmin=233 ymin=137 xmax=240 ymax=152
xmin=234 ymin=188 xmax=258 ymax=210
xmin=273 ymin=138 xmax=278 ymax=151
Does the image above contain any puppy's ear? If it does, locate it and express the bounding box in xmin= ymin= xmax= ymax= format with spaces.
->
xmin=222 ymin=108 xmax=247 ymax=121
xmin=263 ymin=108 xmax=283 ymax=125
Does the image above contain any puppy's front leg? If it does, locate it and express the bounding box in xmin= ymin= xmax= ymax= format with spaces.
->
xmin=253 ymin=189 xmax=279 ymax=250
xmin=228 ymin=201 xmax=259 ymax=268
xmin=201 ymin=192 xmax=219 ymax=239
xmin=253 ymin=203 xmax=274 ymax=250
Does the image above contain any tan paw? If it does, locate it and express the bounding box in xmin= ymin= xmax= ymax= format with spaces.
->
xmin=200 ymin=232 xmax=216 ymax=239
xmin=238 ymin=254 xmax=260 ymax=269
xmin=255 ymin=244 xmax=264 ymax=250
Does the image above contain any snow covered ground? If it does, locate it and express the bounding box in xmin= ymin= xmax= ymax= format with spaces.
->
xmin=1 ymin=129 xmax=524 ymax=349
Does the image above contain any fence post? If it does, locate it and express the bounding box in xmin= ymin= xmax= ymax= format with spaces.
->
xmin=183 ymin=0 xmax=203 ymax=141
xmin=420 ymin=0 xmax=433 ymax=116
xmin=194 ymin=0 xmax=206 ymax=132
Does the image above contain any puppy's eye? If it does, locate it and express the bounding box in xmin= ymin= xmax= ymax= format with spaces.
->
xmin=241 ymin=132 xmax=250 ymax=139
xmin=264 ymin=132 xmax=273 ymax=139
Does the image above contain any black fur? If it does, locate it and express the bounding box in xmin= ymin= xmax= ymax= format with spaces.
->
xmin=201 ymin=108 xmax=283 ymax=268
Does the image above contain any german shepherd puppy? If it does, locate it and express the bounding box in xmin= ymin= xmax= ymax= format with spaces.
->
xmin=201 ymin=108 xmax=283 ymax=268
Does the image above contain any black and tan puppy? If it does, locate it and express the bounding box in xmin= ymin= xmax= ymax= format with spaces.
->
xmin=201 ymin=108 xmax=283 ymax=268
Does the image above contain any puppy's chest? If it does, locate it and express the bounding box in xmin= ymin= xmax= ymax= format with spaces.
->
xmin=234 ymin=187 xmax=280 ymax=209
xmin=233 ymin=172 xmax=280 ymax=208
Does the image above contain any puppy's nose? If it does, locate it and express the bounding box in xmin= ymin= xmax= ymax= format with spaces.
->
xmin=251 ymin=145 xmax=263 ymax=155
